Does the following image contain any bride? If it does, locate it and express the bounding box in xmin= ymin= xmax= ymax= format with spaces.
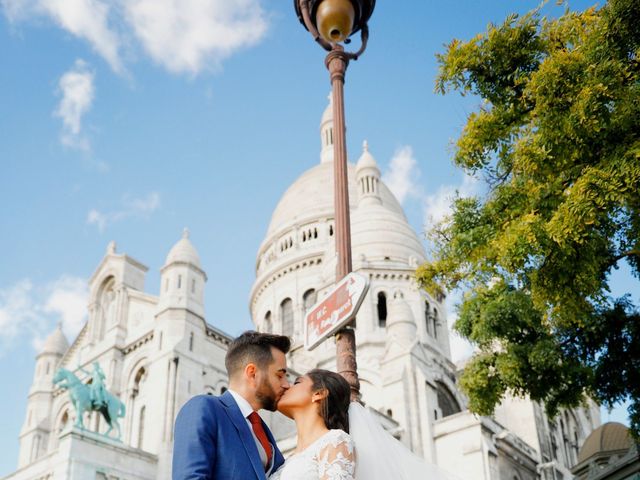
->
xmin=270 ymin=368 xmax=459 ymax=480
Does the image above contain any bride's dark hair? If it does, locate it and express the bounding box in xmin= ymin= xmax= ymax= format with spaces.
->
xmin=307 ymin=369 xmax=350 ymax=433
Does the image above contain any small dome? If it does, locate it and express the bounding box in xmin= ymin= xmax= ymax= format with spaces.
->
xmin=165 ymin=228 xmax=201 ymax=268
xmin=40 ymin=324 xmax=69 ymax=356
xmin=356 ymin=140 xmax=379 ymax=172
xmin=577 ymin=422 xmax=632 ymax=464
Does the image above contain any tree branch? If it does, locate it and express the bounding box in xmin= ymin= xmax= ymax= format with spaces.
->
xmin=609 ymin=249 xmax=640 ymax=266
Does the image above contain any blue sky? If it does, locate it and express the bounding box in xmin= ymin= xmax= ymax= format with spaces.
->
xmin=0 ymin=0 xmax=635 ymax=475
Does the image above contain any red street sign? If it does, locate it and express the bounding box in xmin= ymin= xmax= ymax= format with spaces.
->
xmin=304 ymin=272 xmax=369 ymax=351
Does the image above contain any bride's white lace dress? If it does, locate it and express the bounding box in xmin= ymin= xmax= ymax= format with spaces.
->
xmin=270 ymin=429 xmax=355 ymax=480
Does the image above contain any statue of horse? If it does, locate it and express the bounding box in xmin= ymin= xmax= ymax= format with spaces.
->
xmin=53 ymin=367 xmax=126 ymax=440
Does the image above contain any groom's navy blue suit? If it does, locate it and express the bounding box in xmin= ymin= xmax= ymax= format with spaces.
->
xmin=172 ymin=391 xmax=285 ymax=479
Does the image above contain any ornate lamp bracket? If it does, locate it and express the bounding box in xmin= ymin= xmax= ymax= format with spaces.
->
xmin=298 ymin=0 xmax=370 ymax=61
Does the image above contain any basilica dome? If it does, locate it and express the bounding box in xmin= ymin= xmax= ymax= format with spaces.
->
xmin=251 ymin=98 xmax=431 ymax=338
xmin=265 ymin=161 xmax=404 ymax=237
xmin=256 ymin=155 xmax=426 ymax=275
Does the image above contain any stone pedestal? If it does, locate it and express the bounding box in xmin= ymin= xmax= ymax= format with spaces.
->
xmin=2 ymin=428 xmax=157 ymax=480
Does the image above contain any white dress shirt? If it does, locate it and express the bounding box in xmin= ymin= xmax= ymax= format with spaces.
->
xmin=228 ymin=389 xmax=274 ymax=472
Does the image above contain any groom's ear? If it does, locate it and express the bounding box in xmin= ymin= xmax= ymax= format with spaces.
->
xmin=244 ymin=363 xmax=258 ymax=383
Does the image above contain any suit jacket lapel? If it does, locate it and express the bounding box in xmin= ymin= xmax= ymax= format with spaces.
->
xmin=264 ymin=420 xmax=284 ymax=471
xmin=220 ymin=392 xmax=267 ymax=480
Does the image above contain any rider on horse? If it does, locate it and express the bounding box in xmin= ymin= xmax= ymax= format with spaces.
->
xmin=79 ymin=362 xmax=107 ymax=409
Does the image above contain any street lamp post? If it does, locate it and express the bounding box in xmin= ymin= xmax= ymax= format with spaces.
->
xmin=294 ymin=0 xmax=375 ymax=400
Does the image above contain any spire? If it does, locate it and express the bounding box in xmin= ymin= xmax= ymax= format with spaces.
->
xmin=320 ymin=94 xmax=334 ymax=164
xmin=107 ymin=241 xmax=117 ymax=255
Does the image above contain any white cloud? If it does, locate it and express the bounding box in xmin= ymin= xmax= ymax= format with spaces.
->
xmin=0 ymin=276 xmax=87 ymax=355
xmin=87 ymin=192 xmax=161 ymax=232
xmin=423 ymin=174 xmax=479 ymax=226
xmin=382 ymin=146 xmax=421 ymax=205
xmin=0 ymin=280 xmax=40 ymax=345
xmin=54 ymin=59 xmax=95 ymax=151
xmin=123 ymin=0 xmax=269 ymax=74
xmin=2 ymin=0 xmax=123 ymax=73
xmin=42 ymin=276 xmax=88 ymax=342
xmin=2 ymin=0 xmax=269 ymax=75
xmin=443 ymin=291 xmax=476 ymax=365
xmin=381 ymin=145 xmax=479 ymax=228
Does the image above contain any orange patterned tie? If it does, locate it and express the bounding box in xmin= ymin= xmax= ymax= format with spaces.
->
xmin=248 ymin=411 xmax=273 ymax=470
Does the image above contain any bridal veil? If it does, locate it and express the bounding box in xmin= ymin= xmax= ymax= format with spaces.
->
xmin=348 ymin=402 xmax=461 ymax=480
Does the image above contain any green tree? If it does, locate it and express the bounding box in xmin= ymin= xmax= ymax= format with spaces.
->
xmin=418 ymin=0 xmax=640 ymax=435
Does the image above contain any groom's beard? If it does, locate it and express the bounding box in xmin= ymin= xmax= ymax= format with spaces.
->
xmin=256 ymin=378 xmax=278 ymax=411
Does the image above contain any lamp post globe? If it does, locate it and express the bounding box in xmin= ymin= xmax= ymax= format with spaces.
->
xmin=294 ymin=0 xmax=375 ymax=46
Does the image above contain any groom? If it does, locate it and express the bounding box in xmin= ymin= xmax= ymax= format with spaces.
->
xmin=172 ymin=331 xmax=291 ymax=479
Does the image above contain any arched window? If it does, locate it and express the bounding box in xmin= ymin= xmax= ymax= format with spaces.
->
xmin=128 ymin=366 xmax=147 ymax=444
xmin=189 ymin=332 xmax=194 ymax=352
xmin=58 ymin=410 xmax=69 ymax=435
xmin=549 ymin=421 xmax=559 ymax=460
xmin=425 ymin=301 xmax=431 ymax=335
xmin=138 ymin=406 xmax=146 ymax=449
xmin=560 ymin=419 xmax=570 ymax=464
xmin=436 ymin=381 xmax=461 ymax=418
xmin=133 ymin=367 xmax=146 ymax=397
xmin=191 ymin=278 xmax=196 ymax=293
xmin=281 ymin=298 xmax=294 ymax=337
xmin=432 ymin=308 xmax=439 ymax=339
xmin=303 ymin=289 xmax=317 ymax=313
xmin=377 ymin=292 xmax=387 ymax=328
xmin=264 ymin=311 xmax=272 ymax=333
xmin=178 ymin=275 xmax=182 ymax=289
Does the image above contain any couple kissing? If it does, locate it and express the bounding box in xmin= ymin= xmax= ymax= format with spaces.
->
xmin=172 ymin=331 xmax=454 ymax=480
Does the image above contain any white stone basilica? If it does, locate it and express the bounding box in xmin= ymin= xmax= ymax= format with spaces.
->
xmin=3 ymin=99 xmax=601 ymax=480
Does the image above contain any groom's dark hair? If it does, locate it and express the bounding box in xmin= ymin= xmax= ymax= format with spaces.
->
xmin=225 ymin=331 xmax=291 ymax=377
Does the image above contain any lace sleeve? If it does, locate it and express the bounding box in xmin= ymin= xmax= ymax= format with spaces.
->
xmin=316 ymin=431 xmax=355 ymax=480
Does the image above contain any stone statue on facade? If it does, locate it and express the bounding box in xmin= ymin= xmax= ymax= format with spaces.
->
xmin=53 ymin=364 xmax=125 ymax=440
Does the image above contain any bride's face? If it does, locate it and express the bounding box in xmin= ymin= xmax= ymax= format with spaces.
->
xmin=276 ymin=375 xmax=316 ymax=418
